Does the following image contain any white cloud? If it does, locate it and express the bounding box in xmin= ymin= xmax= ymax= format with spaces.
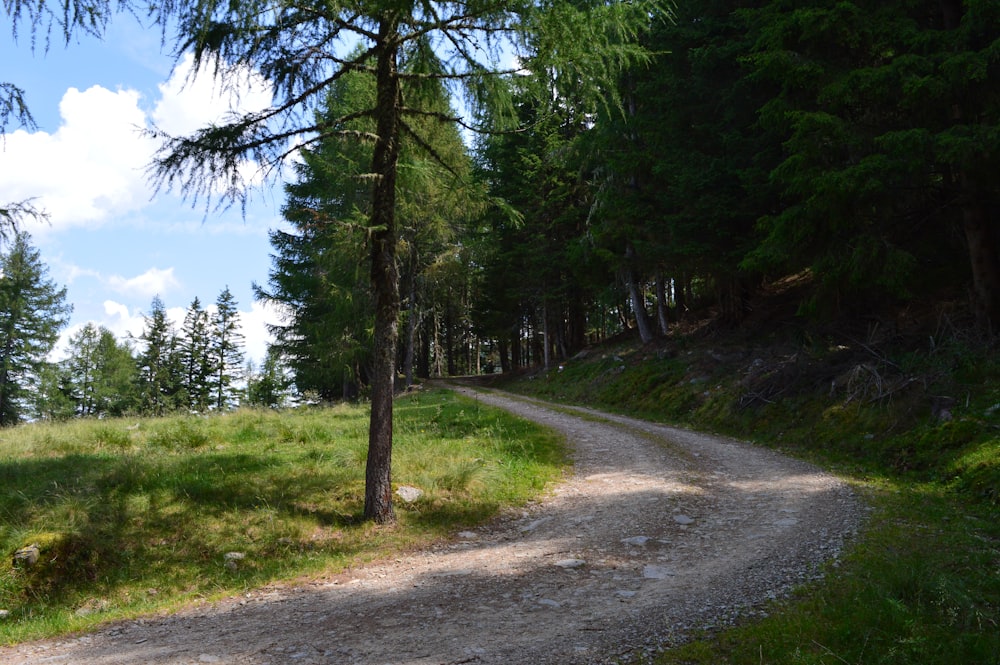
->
xmin=102 ymin=300 xmax=148 ymax=341
xmin=152 ymin=52 xmax=273 ymax=136
xmin=241 ymin=300 xmax=285 ymax=365
xmin=0 ymin=86 xmax=156 ymax=231
xmin=0 ymin=51 xmax=275 ymax=235
xmin=106 ymin=267 xmax=181 ymax=299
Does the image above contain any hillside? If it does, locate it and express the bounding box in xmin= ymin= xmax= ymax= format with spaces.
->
xmin=483 ymin=281 xmax=1000 ymax=664
xmin=496 ymin=277 xmax=1000 ymax=505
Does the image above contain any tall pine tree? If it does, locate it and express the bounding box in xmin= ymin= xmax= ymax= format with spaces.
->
xmin=0 ymin=232 xmax=71 ymax=425
xmin=136 ymin=295 xmax=182 ymax=415
xmin=210 ymin=287 xmax=244 ymax=410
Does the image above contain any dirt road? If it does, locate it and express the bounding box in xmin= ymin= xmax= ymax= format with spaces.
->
xmin=0 ymin=387 xmax=864 ymax=664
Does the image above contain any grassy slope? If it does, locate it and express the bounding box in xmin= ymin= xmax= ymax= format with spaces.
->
xmin=495 ymin=293 xmax=999 ymax=664
xmin=0 ymin=389 xmax=565 ymax=644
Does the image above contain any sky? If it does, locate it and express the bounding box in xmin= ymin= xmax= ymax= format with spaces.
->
xmin=0 ymin=16 xmax=290 ymax=365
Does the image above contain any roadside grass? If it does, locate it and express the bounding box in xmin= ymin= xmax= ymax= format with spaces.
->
xmin=0 ymin=388 xmax=565 ymax=644
xmin=657 ymin=481 xmax=1000 ymax=664
xmin=501 ymin=336 xmax=1000 ymax=664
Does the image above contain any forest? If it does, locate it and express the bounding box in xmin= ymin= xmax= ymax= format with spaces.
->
xmin=260 ymin=0 xmax=1000 ymax=397
xmin=2 ymin=0 xmax=998 ymax=411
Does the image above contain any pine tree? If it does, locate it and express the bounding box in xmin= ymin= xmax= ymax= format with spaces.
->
xmin=178 ymin=297 xmax=213 ymax=411
xmin=57 ymin=323 xmax=137 ymax=417
xmin=135 ymin=295 xmax=181 ymax=415
xmin=211 ymin=287 xmax=244 ymax=410
xmin=65 ymin=322 xmax=102 ymax=416
xmin=0 ymin=232 xmax=72 ymax=425
xmin=91 ymin=326 xmax=137 ymax=416
xmin=245 ymin=347 xmax=291 ymax=408
xmin=743 ymin=0 xmax=1000 ymax=324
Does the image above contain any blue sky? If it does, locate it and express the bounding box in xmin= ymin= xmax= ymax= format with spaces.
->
xmin=1 ymin=16 xmax=288 ymax=364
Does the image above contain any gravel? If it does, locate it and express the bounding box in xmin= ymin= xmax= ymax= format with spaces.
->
xmin=0 ymin=387 xmax=865 ymax=664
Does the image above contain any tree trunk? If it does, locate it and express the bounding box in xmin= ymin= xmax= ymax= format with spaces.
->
xmin=655 ymin=272 xmax=671 ymax=336
xmin=675 ymin=272 xmax=688 ymax=320
xmin=963 ymin=203 xmax=1000 ymax=333
xmin=498 ymin=338 xmax=510 ymax=373
xmin=433 ymin=308 xmax=444 ymax=377
xmin=403 ymin=246 xmax=418 ymax=389
xmin=417 ymin=317 xmax=430 ymax=379
xmin=625 ymin=242 xmax=655 ymax=343
xmin=542 ymin=300 xmax=551 ymax=370
xmin=445 ymin=298 xmax=456 ymax=376
xmin=363 ymin=21 xmax=401 ymax=524
xmin=510 ymin=320 xmax=521 ymax=370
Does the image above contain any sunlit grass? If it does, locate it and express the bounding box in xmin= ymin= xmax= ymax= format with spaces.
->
xmin=0 ymin=388 xmax=565 ymax=644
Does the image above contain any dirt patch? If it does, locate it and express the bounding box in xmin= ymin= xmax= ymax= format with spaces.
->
xmin=0 ymin=388 xmax=864 ymax=664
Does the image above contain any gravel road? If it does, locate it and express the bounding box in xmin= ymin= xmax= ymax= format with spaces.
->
xmin=0 ymin=387 xmax=864 ymax=664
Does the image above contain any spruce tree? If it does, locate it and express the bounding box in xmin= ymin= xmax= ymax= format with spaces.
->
xmin=58 ymin=323 xmax=137 ymax=417
xmin=179 ymin=297 xmax=213 ymax=411
xmin=0 ymin=232 xmax=72 ymax=425
xmin=211 ymin=287 xmax=244 ymax=410
xmin=136 ymin=295 xmax=181 ymax=415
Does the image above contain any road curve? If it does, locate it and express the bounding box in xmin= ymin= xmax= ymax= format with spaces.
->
xmin=0 ymin=387 xmax=864 ymax=664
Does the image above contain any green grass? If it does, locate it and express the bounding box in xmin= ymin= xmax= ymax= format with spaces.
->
xmin=0 ymin=388 xmax=565 ymax=644
xmin=500 ymin=337 xmax=1000 ymax=664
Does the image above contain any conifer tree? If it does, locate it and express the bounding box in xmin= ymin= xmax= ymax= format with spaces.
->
xmin=211 ymin=287 xmax=244 ymax=410
xmin=0 ymin=232 xmax=71 ymax=425
xmin=179 ymin=297 xmax=213 ymax=411
xmin=136 ymin=295 xmax=182 ymax=415
xmin=245 ymin=347 xmax=291 ymax=408
xmin=54 ymin=322 xmax=137 ymax=417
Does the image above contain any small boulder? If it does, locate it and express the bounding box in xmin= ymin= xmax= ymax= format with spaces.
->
xmin=395 ymin=485 xmax=424 ymax=503
xmin=12 ymin=544 xmax=40 ymax=568
xmin=224 ymin=552 xmax=246 ymax=571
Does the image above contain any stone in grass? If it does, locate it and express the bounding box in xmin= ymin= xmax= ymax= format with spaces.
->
xmin=395 ymin=485 xmax=424 ymax=503
xmin=75 ymin=599 xmax=110 ymax=617
xmin=0 ymin=609 xmax=9 ymax=620
xmin=12 ymin=544 xmax=40 ymax=568
xmin=224 ymin=552 xmax=246 ymax=571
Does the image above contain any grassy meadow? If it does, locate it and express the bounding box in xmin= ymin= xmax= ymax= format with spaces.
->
xmin=0 ymin=388 xmax=565 ymax=644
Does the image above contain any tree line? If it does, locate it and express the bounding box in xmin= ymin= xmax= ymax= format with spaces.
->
xmin=265 ymin=0 xmax=999 ymax=395
xmin=0 ymin=231 xmax=256 ymax=424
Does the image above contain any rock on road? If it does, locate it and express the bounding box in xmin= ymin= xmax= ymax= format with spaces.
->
xmin=0 ymin=387 xmax=864 ymax=665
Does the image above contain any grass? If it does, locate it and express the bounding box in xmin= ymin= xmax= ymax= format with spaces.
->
xmin=0 ymin=388 xmax=565 ymax=644
xmin=499 ymin=334 xmax=1000 ymax=664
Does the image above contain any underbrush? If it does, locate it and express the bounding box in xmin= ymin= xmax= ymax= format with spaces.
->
xmin=0 ymin=389 xmax=565 ymax=644
xmin=500 ymin=330 xmax=1000 ymax=664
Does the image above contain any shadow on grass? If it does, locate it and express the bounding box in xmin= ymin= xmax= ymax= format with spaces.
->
xmin=0 ymin=450 xmax=367 ymax=617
